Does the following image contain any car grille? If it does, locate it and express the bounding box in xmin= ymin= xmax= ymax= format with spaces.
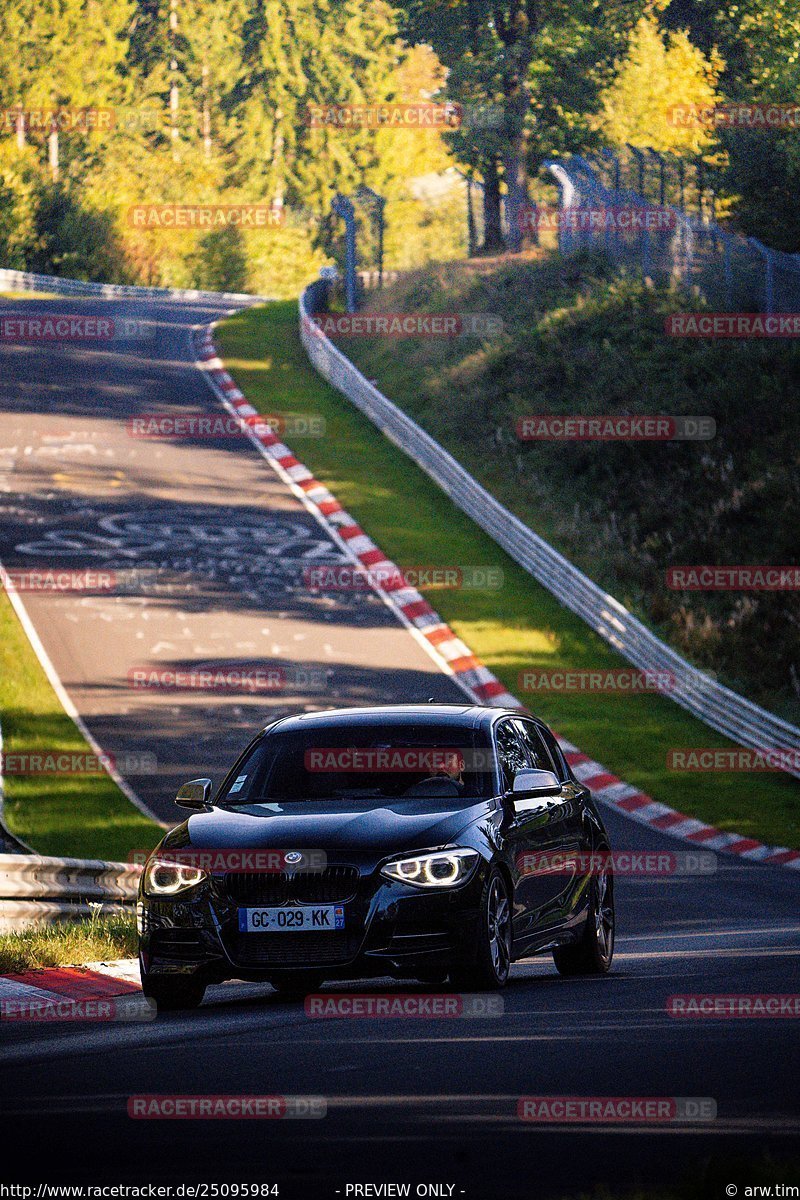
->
xmin=150 ymin=930 xmax=206 ymax=961
xmin=231 ymin=931 xmax=351 ymax=967
xmin=224 ymin=865 xmax=360 ymax=906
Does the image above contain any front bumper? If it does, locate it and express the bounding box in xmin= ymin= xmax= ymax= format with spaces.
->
xmin=138 ymin=860 xmax=487 ymax=982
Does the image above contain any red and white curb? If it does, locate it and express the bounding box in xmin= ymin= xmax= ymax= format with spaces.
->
xmin=0 ymin=959 xmax=145 ymax=1017
xmin=193 ymin=325 xmax=800 ymax=873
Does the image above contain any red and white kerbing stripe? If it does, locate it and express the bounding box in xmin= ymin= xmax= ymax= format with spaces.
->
xmin=0 ymin=960 xmax=142 ymax=1009
xmin=194 ymin=325 xmax=800 ymax=873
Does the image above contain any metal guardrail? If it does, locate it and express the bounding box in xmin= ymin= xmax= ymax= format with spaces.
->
xmin=299 ymin=276 xmax=800 ymax=778
xmin=0 ymin=853 xmax=140 ymax=930
xmin=0 ymin=267 xmax=265 ymax=305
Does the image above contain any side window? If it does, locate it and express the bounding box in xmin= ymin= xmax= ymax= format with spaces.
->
xmin=495 ymin=720 xmax=528 ymax=791
xmin=513 ymin=719 xmax=556 ymax=774
xmin=536 ymin=723 xmax=571 ymax=782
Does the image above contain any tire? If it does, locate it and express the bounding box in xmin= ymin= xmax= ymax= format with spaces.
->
xmin=450 ymin=867 xmax=512 ymax=991
xmin=553 ymin=858 xmax=614 ymax=977
xmin=269 ymin=971 xmax=325 ymax=997
xmin=140 ymin=968 xmax=206 ymax=1011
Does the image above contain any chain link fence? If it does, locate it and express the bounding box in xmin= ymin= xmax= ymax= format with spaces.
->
xmin=329 ymin=170 xmax=508 ymax=307
xmin=545 ymin=152 xmax=800 ymax=313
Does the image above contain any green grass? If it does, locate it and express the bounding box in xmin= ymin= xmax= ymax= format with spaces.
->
xmin=0 ymin=588 xmax=160 ymax=860
xmin=215 ymin=300 xmax=800 ymax=850
xmin=344 ymin=253 xmax=800 ymax=724
xmin=0 ymin=911 xmax=136 ymax=973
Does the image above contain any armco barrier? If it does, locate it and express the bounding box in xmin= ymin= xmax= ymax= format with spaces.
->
xmin=0 ymin=266 xmax=264 ymax=305
xmin=0 ymin=852 xmax=140 ymax=930
xmin=299 ymin=278 xmax=800 ymax=779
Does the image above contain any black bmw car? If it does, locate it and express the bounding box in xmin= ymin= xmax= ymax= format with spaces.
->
xmin=138 ymin=704 xmax=615 ymax=1008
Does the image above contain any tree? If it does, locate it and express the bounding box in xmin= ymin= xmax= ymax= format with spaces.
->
xmin=396 ymin=0 xmax=649 ymax=253
xmin=170 ymin=0 xmax=249 ymax=160
xmin=662 ymin=0 xmax=800 ymax=248
xmin=598 ymin=10 xmax=723 ymax=156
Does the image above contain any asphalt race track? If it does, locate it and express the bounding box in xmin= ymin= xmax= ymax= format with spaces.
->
xmin=1 ymin=298 xmax=799 ymax=1197
xmin=0 ymin=297 xmax=462 ymax=821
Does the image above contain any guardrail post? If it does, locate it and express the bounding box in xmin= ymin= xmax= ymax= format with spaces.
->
xmin=648 ymin=148 xmax=666 ymax=208
xmin=627 ymin=144 xmax=646 ymax=196
xmin=544 ymin=161 xmax=578 ymax=255
xmin=332 ymin=193 xmax=357 ymax=313
xmin=355 ymin=185 xmax=387 ymax=291
xmin=600 ymin=149 xmax=621 ymax=259
xmin=626 ymin=147 xmax=650 ymax=274
xmin=722 ymin=234 xmax=733 ymax=309
xmin=748 ymin=238 xmax=775 ymax=314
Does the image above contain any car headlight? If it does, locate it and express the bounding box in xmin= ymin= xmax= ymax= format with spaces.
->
xmin=142 ymin=855 xmax=207 ymax=897
xmin=380 ymin=848 xmax=479 ymax=889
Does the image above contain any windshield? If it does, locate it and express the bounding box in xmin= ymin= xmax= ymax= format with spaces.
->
xmin=217 ymin=722 xmax=496 ymax=806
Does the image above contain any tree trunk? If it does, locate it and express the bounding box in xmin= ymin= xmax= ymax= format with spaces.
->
xmin=481 ymin=158 xmax=506 ymax=255
xmin=48 ymin=124 xmax=59 ymax=182
xmin=202 ymin=62 xmax=211 ymax=158
xmin=503 ymin=151 xmax=528 ymax=252
xmin=495 ymin=0 xmax=537 ymax=251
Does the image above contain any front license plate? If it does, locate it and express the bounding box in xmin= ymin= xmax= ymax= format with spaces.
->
xmin=238 ymin=905 xmax=345 ymax=933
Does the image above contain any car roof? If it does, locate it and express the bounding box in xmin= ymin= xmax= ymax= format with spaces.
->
xmin=262 ymin=703 xmax=533 ymax=735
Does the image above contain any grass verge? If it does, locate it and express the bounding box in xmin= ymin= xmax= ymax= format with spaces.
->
xmin=0 ymin=911 xmax=136 ymax=973
xmin=215 ymin=299 xmax=800 ymax=850
xmin=340 ymin=253 xmax=800 ymax=723
xmin=0 ymin=588 xmax=160 ymax=860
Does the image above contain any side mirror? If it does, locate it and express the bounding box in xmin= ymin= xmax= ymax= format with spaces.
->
xmin=511 ymin=768 xmax=561 ymax=799
xmin=175 ymin=778 xmax=213 ymax=811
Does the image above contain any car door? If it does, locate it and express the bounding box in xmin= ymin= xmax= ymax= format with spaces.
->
xmin=534 ymin=718 xmax=601 ymax=916
xmin=499 ymin=718 xmax=583 ymax=949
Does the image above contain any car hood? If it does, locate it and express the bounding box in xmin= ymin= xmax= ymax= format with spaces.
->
xmin=163 ymin=796 xmax=494 ymax=859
